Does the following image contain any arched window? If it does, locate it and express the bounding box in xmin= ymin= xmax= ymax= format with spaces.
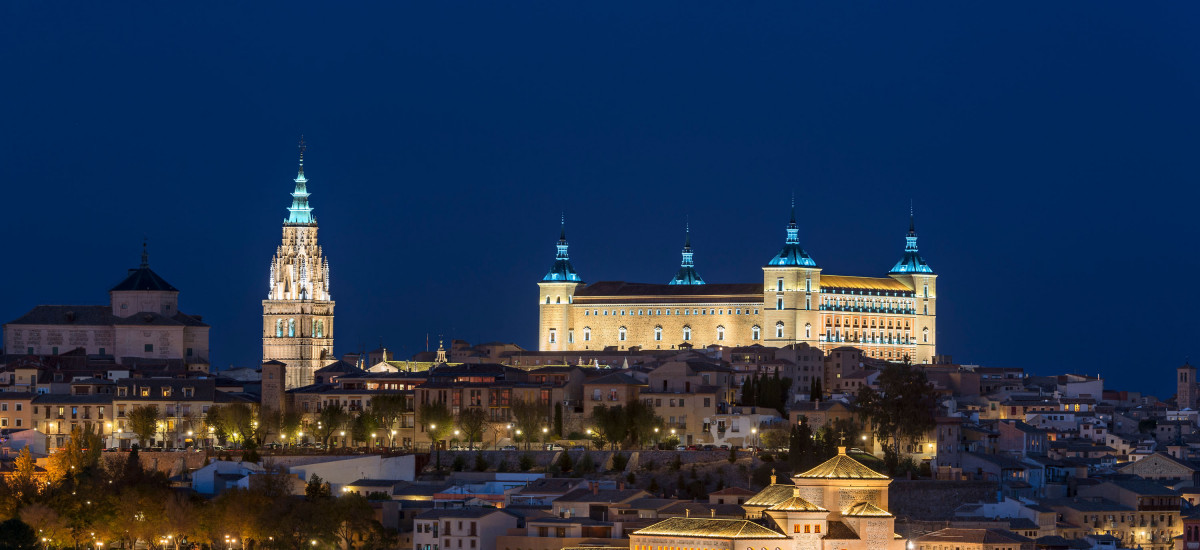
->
xmin=654 ymin=326 xmax=663 ymax=341
xmin=556 ymin=296 xmax=561 ymax=304
xmin=805 ymin=323 xmax=811 ymax=339
xmin=548 ymin=329 xmax=557 ymax=344
xmin=288 ymin=318 xmax=295 ymax=337
xmin=776 ymin=321 xmax=784 ymax=339
xmin=683 ymin=326 xmax=692 ymax=341
xmin=545 ymin=296 xmax=550 ymax=304
xmin=583 ymin=327 xmax=592 ymax=342
xmin=923 ymin=327 xmax=929 ymax=343
xmin=567 ymin=329 xmax=574 ymax=344
xmin=316 ymin=320 xmax=324 ymax=338
xmin=618 ymin=327 xmax=627 ymax=342
xmin=275 ymin=319 xmax=283 ymax=337
xmin=716 ymin=325 xmax=725 ymax=341
xmin=751 ymin=325 xmax=760 ymax=340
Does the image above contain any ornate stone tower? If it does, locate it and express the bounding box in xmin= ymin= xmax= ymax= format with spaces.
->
xmin=763 ymin=200 xmax=822 ymax=347
xmin=537 ymin=218 xmax=583 ymax=351
xmin=887 ymin=210 xmax=937 ymax=364
xmin=262 ymin=140 xmax=335 ymax=389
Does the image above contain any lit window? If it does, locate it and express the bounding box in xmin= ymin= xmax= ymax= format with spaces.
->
xmin=619 ymin=327 xmax=627 ymax=342
xmin=752 ymin=326 xmax=760 ymax=340
xmin=776 ymin=322 xmax=784 ymax=339
xmin=654 ymin=326 xmax=663 ymax=341
xmin=716 ymin=326 xmax=725 ymax=341
xmin=548 ymin=329 xmax=557 ymax=344
xmin=683 ymin=326 xmax=692 ymax=341
xmin=584 ymin=327 xmax=591 ymax=341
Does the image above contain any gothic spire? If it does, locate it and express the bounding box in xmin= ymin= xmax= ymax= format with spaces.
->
xmin=286 ymin=137 xmax=316 ymax=225
xmin=140 ymin=239 xmax=149 ymax=268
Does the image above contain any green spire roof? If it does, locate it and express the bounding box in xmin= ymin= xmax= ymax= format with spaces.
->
xmin=766 ymin=198 xmax=818 ymax=267
xmin=286 ymin=139 xmax=316 ymax=225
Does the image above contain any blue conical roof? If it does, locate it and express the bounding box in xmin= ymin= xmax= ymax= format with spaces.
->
xmin=889 ymin=213 xmax=934 ymax=274
xmin=542 ymin=220 xmax=583 ymax=282
xmin=669 ymin=225 xmax=705 ymax=285
xmin=766 ymin=202 xmax=818 ymax=267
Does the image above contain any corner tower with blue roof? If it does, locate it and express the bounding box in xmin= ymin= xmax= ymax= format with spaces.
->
xmin=762 ymin=199 xmax=822 ymax=347
xmin=538 ymin=217 xmax=584 ymax=351
xmin=668 ymin=224 xmax=706 ymax=285
xmin=886 ymin=210 xmax=937 ymax=363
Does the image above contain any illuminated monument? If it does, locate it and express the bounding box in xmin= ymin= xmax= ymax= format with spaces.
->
xmin=537 ymin=204 xmax=937 ymax=363
xmin=631 ymin=447 xmax=905 ymax=550
xmin=263 ymin=140 xmax=335 ymax=389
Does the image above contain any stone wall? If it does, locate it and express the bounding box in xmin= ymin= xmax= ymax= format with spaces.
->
xmin=888 ymin=480 xmax=999 ymax=521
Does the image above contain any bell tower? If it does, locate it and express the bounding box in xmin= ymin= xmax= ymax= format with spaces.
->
xmin=262 ymin=139 xmax=335 ymax=389
xmin=762 ymin=198 xmax=821 ymax=347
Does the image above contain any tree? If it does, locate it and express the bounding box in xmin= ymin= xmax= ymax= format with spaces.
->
xmin=280 ymin=409 xmax=304 ymax=446
xmin=509 ymin=397 xmax=545 ymax=450
xmin=0 ymin=517 xmax=37 ymax=550
xmin=789 ymin=415 xmax=816 ymax=469
xmin=419 ymin=401 xmax=454 ymax=471
xmin=741 ymin=375 xmax=756 ymax=406
xmin=205 ymin=404 xmax=229 ymax=446
xmin=759 ymin=427 xmax=789 ymax=451
xmin=332 ymin=493 xmax=377 ymax=550
xmin=370 ymin=394 xmax=407 ymax=448
xmin=456 ymin=408 xmax=489 ymax=451
xmin=127 ymin=405 xmax=161 ymax=448
xmin=553 ymin=402 xmax=564 ymax=438
xmin=590 ymin=405 xmax=626 ymax=451
xmin=623 ymin=400 xmax=663 ymax=449
xmin=855 ymin=360 xmax=938 ymax=474
xmin=253 ymin=406 xmax=281 ymax=447
xmin=809 ymin=378 xmax=823 ymax=402
xmin=46 ymin=424 xmax=102 ymax=482
xmin=223 ymin=402 xmax=257 ymax=449
xmin=317 ymin=402 xmax=351 ymax=447
xmin=351 ymin=411 xmax=380 ymax=447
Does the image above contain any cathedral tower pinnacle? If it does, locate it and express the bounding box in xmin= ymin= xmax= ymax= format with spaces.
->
xmin=263 ymin=139 xmax=335 ymax=389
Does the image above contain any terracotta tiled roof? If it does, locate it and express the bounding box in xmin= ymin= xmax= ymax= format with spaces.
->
xmin=795 ymin=450 xmax=889 ymax=480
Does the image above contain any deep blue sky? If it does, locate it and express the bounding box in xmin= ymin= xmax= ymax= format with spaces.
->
xmin=2 ymin=3 xmax=1197 ymax=396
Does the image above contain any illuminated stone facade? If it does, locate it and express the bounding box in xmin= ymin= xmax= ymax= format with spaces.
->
xmin=262 ymin=145 xmax=335 ymax=389
xmin=538 ymin=209 xmax=938 ymax=363
xmin=633 ymin=447 xmax=906 ymax=550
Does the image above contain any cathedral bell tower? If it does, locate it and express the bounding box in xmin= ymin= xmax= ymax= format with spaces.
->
xmin=262 ymin=139 xmax=335 ymax=389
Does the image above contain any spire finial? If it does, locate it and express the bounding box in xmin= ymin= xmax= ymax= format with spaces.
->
xmin=559 ymin=213 xmax=566 ymax=241
xmin=140 ymin=238 xmax=149 ymax=268
xmin=909 ymin=200 xmax=915 ymax=234
xmin=684 ymin=216 xmax=691 ymax=249
xmin=790 ymin=191 xmax=796 ymax=224
xmin=297 ymin=135 xmax=307 ymax=176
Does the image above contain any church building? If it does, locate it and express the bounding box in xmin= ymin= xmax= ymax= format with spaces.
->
xmin=537 ymin=204 xmax=938 ymax=363
xmin=4 ymin=245 xmax=210 ymax=369
xmin=631 ymin=447 xmax=905 ymax=550
xmin=262 ymin=141 xmax=336 ymax=389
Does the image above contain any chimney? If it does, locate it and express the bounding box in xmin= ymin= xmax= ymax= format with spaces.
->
xmin=592 ymin=481 xmax=599 ymax=495
xmin=618 ymin=481 xmax=625 ymax=491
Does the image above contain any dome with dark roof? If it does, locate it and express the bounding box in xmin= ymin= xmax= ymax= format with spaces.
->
xmin=110 ymin=245 xmax=178 ymax=292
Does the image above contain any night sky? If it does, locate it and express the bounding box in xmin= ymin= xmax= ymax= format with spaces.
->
xmin=3 ymin=3 xmax=1198 ymax=396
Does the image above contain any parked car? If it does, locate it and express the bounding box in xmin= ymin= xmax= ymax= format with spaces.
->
xmin=686 ymin=445 xmax=700 ymax=451
xmin=570 ymin=445 xmax=586 ymax=451
xmin=676 ymin=445 xmax=687 ymax=451
xmin=500 ymin=445 xmax=518 ymax=451
xmin=701 ymin=444 xmax=716 ymax=451
xmin=544 ymin=443 xmax=564 ymax=451
xmin=718 ymin=444 xmax=730 ymax=450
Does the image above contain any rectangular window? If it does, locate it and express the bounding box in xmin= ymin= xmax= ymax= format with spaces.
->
xmin=144 ymin=344 xmax=153 ymax=352
xmin=186 ymin=348 xmax=193 ymax=357
xmin=777 ymin=298 xmax=784 ymax=310
xmin=777 ymin=278 xmax=784 ymax=291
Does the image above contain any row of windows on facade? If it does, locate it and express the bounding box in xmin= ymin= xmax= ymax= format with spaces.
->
xmin=581 ymin=307 xmax=761 ymax=317
xmin=550 ymin=322 xmax=814 ymax=344
xmin=274 ymin=318 xmax=326 ymax=337
xmin=26 ymin=345 xmax=194 ymax=356
xmin=417 ymin=520 xmax=480 ymax=537
xmin=114 ymin=386 xmax=196 ymax=398
xmin=821 ymin=328 xmax=928 ymax=344
xmin=826 ymin=316 xmax=913 ymax=330
xmin=780 ymin=278 xmax=929 ymax=298
xmin=36 ymin=402 xmax=204 ymax=419
xmin=819 ymin=295 xmax=923 ymax=310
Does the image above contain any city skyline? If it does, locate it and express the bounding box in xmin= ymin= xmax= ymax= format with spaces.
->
xmin=4 ymin=3 xmax=1200 ymax=396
